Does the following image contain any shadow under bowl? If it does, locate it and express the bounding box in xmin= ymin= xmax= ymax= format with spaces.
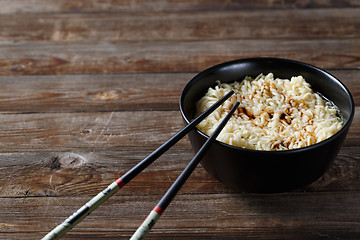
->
xmin=180 ymin=58 xmax=354 ymax=193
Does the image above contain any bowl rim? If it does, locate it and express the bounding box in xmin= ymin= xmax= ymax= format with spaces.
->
xmin=179 ymin=57 xmax=355 ymax=154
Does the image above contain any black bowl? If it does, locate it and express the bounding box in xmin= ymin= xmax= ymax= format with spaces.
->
xmin=180 ymin=58 xmax=354 ymax=193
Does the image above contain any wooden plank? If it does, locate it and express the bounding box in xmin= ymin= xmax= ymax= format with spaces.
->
xmin=0 ymin=39 xmax=359 ymax=75
xmin=0 ymin=70 xmax=356 ymax=114
xmin=0 ymin=108 xmax=357 ymax=153
xmin=0 ymin=0 xmax=359 ymax=14
xmin=0 ymin=149 xmax=225 ymax=197
xmin=0 ymin=111 xmax=189 ymax=152
xmin=0 ymin=9 xmax=359 ymax=42
xmin=0 ymin=73 xmax=191 ymax=113
xmin=0 ymin=192 xmax=359 ymax=239
xmin=0 ymin=144 xmax=359 ymax=198
xmin=330 ymin=69 xmax=360 ymax=107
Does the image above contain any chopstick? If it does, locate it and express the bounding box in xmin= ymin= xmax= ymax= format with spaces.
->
xmin=42 ymin=90 xmax=234 ymax=240
xmin=129 ymin=101 xmax=240 ymax=240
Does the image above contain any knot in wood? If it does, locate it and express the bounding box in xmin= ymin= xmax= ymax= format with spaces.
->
xmin=10 ymin=64 xmax=25 ymax=72
xmin=55 ymin=153 xmax=87 ymax=169
xmin=96 ymin=90 xmax=118 ymax=101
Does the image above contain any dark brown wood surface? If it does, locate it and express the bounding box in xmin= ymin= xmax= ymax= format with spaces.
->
xmin=0 ymin=1 xmax=359 ymax=239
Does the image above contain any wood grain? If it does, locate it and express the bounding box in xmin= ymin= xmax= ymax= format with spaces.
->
xmin=0 ymin=8 xmax=358 ymax=42
xmin=0 ymin=111 xmax=187 ymax=152
xmin=0 ymin=192 xmax=359 ymax=239
xmin=0 ymin=39 xmax=359 ymax=76
xmin=0 ymin=73 xmax=190 ymax=113
xmin=0 ymin=144 xmax=359 ymax=198
xmin=0 ymin=0 xmax=359 ymax=14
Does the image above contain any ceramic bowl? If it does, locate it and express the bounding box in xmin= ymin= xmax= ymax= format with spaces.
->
xmin=180 ymin=58 xmax=354 ymax=193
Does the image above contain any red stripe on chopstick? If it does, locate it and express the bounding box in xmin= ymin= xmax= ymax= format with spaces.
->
xmin=115 ymin=178 xmax=125 ymax=188
xmin=153 ymin=206 xmax=164 ymax=215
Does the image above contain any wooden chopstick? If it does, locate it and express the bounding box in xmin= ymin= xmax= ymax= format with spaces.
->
xmin=42 ymin=90 xmax=234 ymax=240
xmin=130 ymin=101 xmax=240 ymax=240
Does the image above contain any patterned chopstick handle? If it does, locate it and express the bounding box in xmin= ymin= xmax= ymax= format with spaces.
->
xmin=42 ymin=179 xmax=124 ymax=240
xmin=129 ymin=206 xmax=163 ymax=240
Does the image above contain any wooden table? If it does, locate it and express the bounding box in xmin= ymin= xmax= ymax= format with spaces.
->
xmin=0 ymin=1 xmax=359 ymax=239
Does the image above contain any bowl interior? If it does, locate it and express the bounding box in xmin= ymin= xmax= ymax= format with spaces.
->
xmin=181 ymin=58 xmax=354 ymax=133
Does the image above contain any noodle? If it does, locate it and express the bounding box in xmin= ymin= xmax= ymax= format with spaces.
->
xmin=195 ymin=73 xmax=343 ymax=151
